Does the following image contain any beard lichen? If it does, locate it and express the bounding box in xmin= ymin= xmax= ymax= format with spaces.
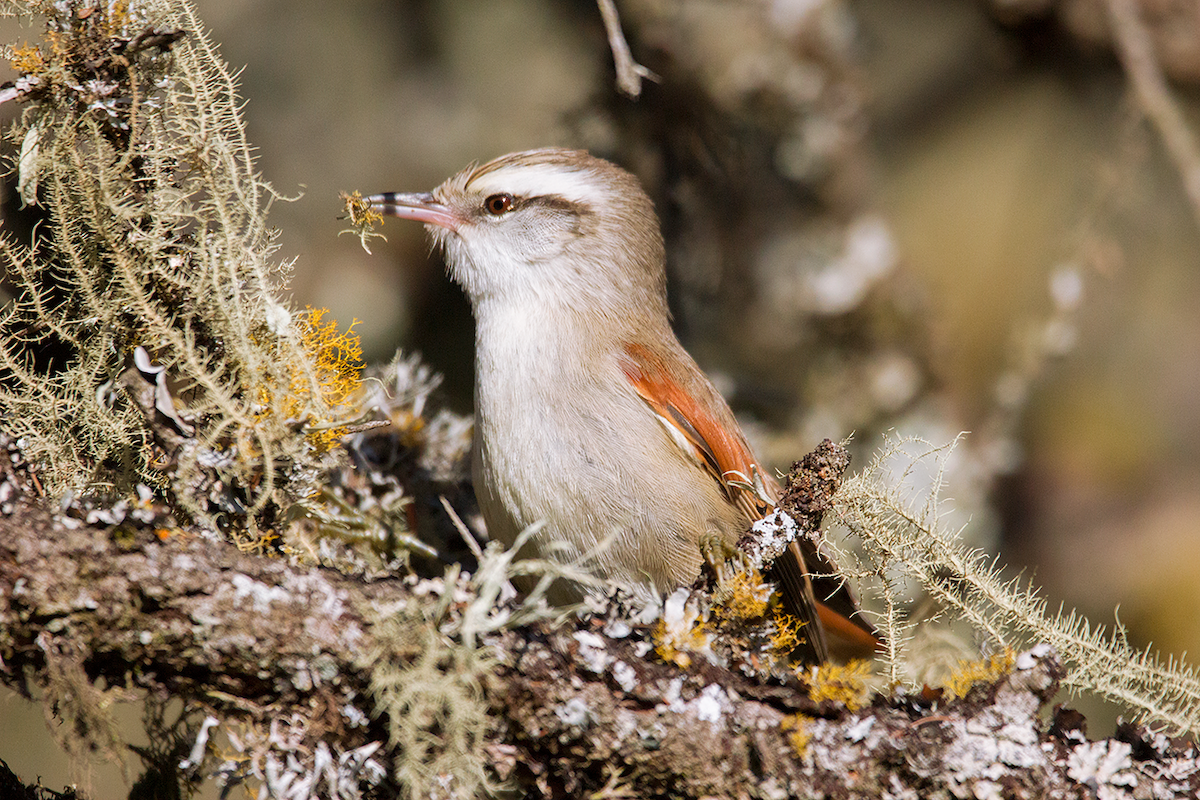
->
xmin=0 ymin=0 xmax=361 ymax=537
xmin=358 ymin=604 xmax=495 ymax=800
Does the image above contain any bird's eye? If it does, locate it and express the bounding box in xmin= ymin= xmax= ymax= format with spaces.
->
xmin=484 ymin=193 xmax=515 ymax=215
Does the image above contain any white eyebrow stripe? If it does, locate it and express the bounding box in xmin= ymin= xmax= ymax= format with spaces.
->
xmin=468 ymin=163 xmax=605 ymax=206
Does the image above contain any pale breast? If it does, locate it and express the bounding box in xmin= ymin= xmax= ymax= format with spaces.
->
xmin=470 ymin=311 xmax=746 ymax=594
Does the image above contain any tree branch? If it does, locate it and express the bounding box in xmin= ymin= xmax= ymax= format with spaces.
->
xmin=1105 ymin=0 xmax=1200 ymax=229
xmin=596 ymin=0 xmax=657 ymax=99
xmin=2 ymin=448 xmax=1197 ymax=798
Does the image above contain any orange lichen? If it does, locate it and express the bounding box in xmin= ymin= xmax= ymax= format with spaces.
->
xmin=652 ymin=619 xmax=711 ymax=670
xmin=712 ymin=565 xmax=772 ymax=621
xmin=339 ymin=190 xmax=387 ymax=253
xmin=768 ymin=613 xmax=804 ymax=657
xmin=256 ymin=307 xmax=364 ymax=453
xmin=340 ymin=190 xmax=383 ymax=228
xmin=804 ymin=659 xmax=871 ymax=710
xmin=301 ymin=307 xmax=363 ymax=406
xmin=652 ymin=594 xmax=714 ymax=670
xmin=98 ymin=1 xmax=131 ymax=37
xmin=780 ymin=714 xmax=813 ymax=757
xmin=10 ymin=44 xmax=45 ymax=75
xmin=941 ymin=648 xmax=1015 ymax=699
xmin=235 ymin=528 xmax=280 ymax=555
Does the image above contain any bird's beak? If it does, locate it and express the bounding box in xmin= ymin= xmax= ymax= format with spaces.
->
xmin=366 ymin=191 xmax=462 ymax=231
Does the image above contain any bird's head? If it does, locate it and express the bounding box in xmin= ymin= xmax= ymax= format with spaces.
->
xmin=368 ymin=149 xmax=668 ymax=317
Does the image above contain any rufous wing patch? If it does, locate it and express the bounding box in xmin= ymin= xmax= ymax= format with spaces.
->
xmin=620 ymin=341 xmax=879 ymax=663
xmin=620 ymin=342 xmax=775 ymax=522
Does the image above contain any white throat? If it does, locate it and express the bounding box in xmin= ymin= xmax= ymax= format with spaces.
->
xmin=471 ymin=294 xmax=595 ymax=394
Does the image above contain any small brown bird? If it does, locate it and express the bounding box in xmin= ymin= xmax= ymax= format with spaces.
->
xmin=368 ymin=148 xmax=872 ymax=662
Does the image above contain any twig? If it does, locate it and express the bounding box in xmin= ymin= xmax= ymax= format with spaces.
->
xmin=441 ymin=494 xmax=484 ymax=563
xmin=596 ymin=0 xmax=657 ymax=99
xmin=1104 ymin=0 xmax=1200 ymax=230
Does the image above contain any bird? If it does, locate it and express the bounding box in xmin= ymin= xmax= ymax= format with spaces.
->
xmin=366 ymin=148 xmax=873 ymax=663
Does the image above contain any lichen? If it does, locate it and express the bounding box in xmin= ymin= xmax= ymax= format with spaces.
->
xmin=941 ymin=648 xmax=1015 ymax=699
xmin=0 ymin=0 xmax=356 ymax=537
xmin=803 ymin=659 xmax=872 ymax=711
xmin=710 ymin=562 xmax=772 ymax=622
xmin=339 ymin=189 xmax=387 ymax=254
xmin=652 ymin=589 xmax=715 ymax=670
xmin=264 ymin=306 xmax=364 ymax=454
xmin=831 ymin=433 xmax=1200 ymax=735
xmin=780 ymin=713 xmax=813 ymax=757
xmin=768 ymin=613 xmax=804 ymax=658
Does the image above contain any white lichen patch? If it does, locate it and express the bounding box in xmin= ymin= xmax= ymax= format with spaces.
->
xmin=844 ymin=715 xmax=874 ymax=743
xmin=555 ymin=697 xmax=593 ymax=730
xmin=1016 ymin=642 xmax=1053 ymax=670
xmin=806 ymin=714 xmax=886 ymax=777
xmin=691 ymin=683 xmax=733 ymax=726
xmin=659 ymin=677 xmax=685 ymax=711
xmin=1067 ymin=741 xmax=1137 ymax=799
xmin=230 ymin=573 xmax=292 ymax=613
xmin=342 ymin=704 xmax=369 ymax=728
xmin=573 ymin=630 xmax=613 ymax=674
xmin=653 ymin=587 xmax=716 ymax=667
xmin=939 ymin=647 xmax=1054 ymax=792
xmin=603 ymin=619 xmax=633 ymax=639
xmin=748 ymin=509 xmax=800 ymax=570
xmin=293 ymin=573 xmax=363 ymax=650
xmin=610 ymin=660 xmax=638 ymax=693
xmin=654 ymin=680 xmax=733 ymax=729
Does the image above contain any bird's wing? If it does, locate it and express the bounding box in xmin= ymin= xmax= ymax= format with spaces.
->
xmin=619 ymin=342 xmax=831 ymax=663
xmin=619 ymin=344 xmax=772 ymax=519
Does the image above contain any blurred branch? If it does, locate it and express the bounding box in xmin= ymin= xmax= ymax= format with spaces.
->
xmin=596 ymin=0 xmax=656 ymax=98
xmin=1105 ymin=0 xmax=1200 ymax=229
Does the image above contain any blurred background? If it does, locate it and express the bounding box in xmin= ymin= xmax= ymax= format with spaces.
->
xmin=4 ymin=0 xmax=1200 ymax=792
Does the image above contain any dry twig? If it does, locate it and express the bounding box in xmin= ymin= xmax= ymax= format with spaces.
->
xmin=1105 ymin=0 xmax=1200 ymax=229
xmin=596 ymin=0 xmax=657 ymax=99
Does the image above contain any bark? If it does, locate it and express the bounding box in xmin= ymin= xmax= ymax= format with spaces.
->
xmin=2 ymin=442 xmax=1198 ymax=799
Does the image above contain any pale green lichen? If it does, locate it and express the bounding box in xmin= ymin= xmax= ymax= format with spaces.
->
xmin=0 ymin=0 xmax=358 ymax=529
xmin=829 ymin=433 xmax=1200 ymax=735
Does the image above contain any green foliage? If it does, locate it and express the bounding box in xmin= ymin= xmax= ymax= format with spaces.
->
xmin=830 ymin=433 xmax=1200 ymax=735
xmin=0 ymin=0 xmax=358 ymax=524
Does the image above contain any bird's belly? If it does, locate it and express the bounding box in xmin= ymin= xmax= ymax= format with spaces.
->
xmin=471 ymin=399 xmax=743 ymax=594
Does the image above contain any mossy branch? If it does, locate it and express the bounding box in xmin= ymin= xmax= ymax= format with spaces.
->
xmin=3 ymin=465 xmax=1198 ymax=799
xmin=0 ymin=0 xmax=360 ymax=529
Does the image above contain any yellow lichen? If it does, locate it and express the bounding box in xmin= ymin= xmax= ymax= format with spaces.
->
xmin=712 ymin=565 xmax=772 ymax=621
xmin=768 ymin=613 xmax=803 ymax=657
xmin=652 ymin=619 xmax=711 ymax=670
xmin=701 ymin=535 xmax=773 ymax=624
xmin=652 ymin=594 xmax=714 ymax=670
xmin=941 ymin=648 xmax=1015 ymax=699
xmin=300 ymin=307 xmax=364 ymax=434
xmin=98 ymin=1 xmax=131 ymax=37
xmin=780 ymin=714 xmax=813 ymax=757
xmin=10 ymin=44 xmax=45 ymax=75
xmin=256 ymin=307 xmax=364 ymax=453
xmin=234 ymin=528 xmax=280 ymax=556
xmin=804 ymin=659 xmax=872 ymax=710
xmin=339 ymin=190 xmax=387 ymax=254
